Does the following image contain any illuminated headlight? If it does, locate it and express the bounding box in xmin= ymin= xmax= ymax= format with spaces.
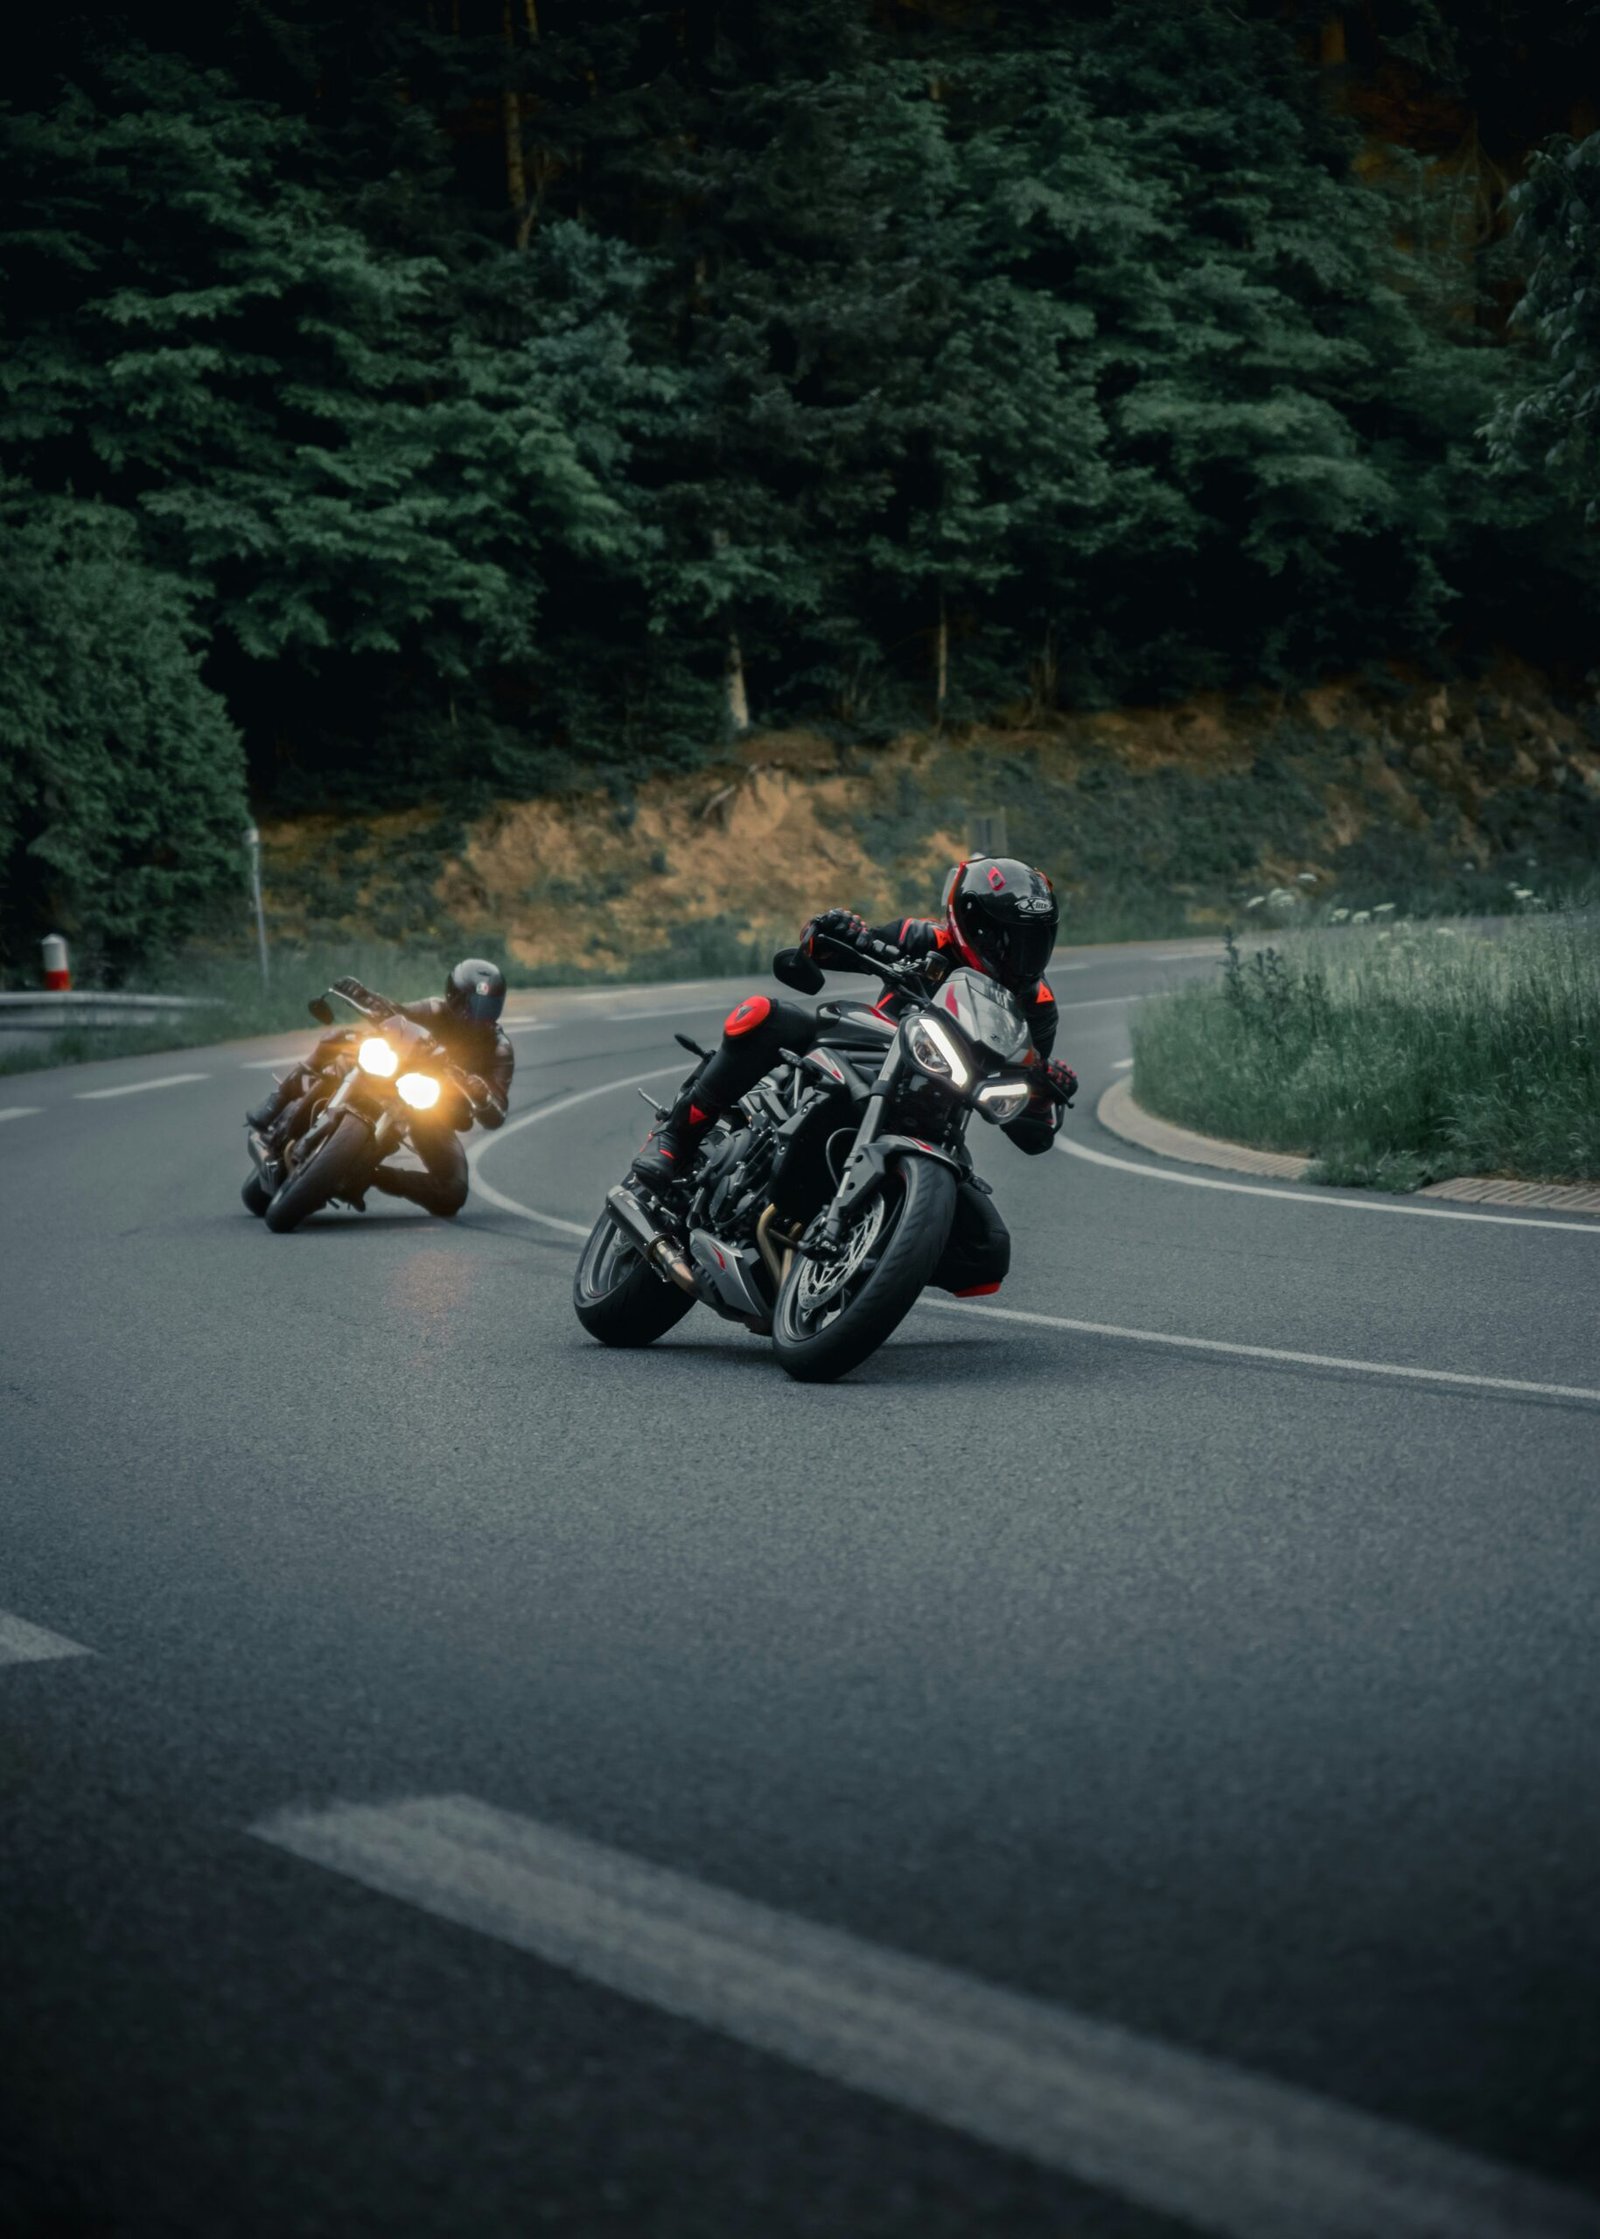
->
xmin=358 ymin=1035 xmax=399 ymax=1078
xmin=975 ymin=1078 xmax=1032 ymax=1125
xmin=396 ymin=1071 xmax=441 ymax=1112
xmin=904 ymin=1012 xmax=972 ymax=1090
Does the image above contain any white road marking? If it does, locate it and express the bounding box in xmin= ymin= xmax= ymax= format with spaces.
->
xmin=0 ymin=1106 xmax=42 ymax=1122
xmin=75 ymin=1072 xmax=209 ymax=1101
xmin=239 ymin=1058 xmax=293 ymax=1070
xmin=925 ymin=1298 xmax=1600 ymax=1406
xmin=466 ymin=1064 xmax=684 ymax=1237
xmin=472 ymin=1074 xmax=1600 ymax=1397
xmin=1111 ymin=1058 xmax=1134 ymax=1071
xmin=503 ymin=1020 xmax=557 ymax=1035
xmin=1055 ymin=994 xmax=1153 ymax=1014
xmin=0 ymin=1610 xmax=92 ymax=1666
xmin=255 ymin=1793 xmax=1600 ymax=2239
xmin=606 ymin=1000 xmax=728 ymax=1024
xmin=1057 ymin=1133 xmax=1600 ymax=1235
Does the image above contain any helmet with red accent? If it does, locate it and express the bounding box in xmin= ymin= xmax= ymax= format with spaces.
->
xmin=942 ymin=858 xmax=1058 ymax=993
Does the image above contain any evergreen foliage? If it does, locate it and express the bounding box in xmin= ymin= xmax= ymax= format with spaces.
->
xmin=1489 ymin=130 xmax=1600 ymax=524
xmin=0 ymin=492 xmax=248 ymax=972
xmin=0 ymin=0 xmax=1594 ymax=971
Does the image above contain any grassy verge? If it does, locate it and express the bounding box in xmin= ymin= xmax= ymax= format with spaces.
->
xmin=1130 ymin=910 xmax=1600 ymax=1189
xmin=0 ymin=924 xmax=784 ymax=1078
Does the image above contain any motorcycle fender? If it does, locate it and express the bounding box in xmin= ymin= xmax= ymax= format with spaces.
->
xmin=828 ymin=1134 xmax=961 ymax=1221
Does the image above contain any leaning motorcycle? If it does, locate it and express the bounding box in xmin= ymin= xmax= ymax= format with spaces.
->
xmin=573 ymin=936 xmax=1070 ymax=1382
xmin=242 ymin=977 xmax=472 ymax=1233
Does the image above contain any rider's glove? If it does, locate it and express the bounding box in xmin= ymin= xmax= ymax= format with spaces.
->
xmin=463 ymin=1072 xmax=490 ymax=1106
xmin=800 ymin=908 xmax=869 ymax=958
xmin=1040 ymin=1059 xmax=1078 ymax=1108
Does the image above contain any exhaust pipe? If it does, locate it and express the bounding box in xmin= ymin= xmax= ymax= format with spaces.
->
xmin=605 ymin=1185 xmax=699 ymax=1297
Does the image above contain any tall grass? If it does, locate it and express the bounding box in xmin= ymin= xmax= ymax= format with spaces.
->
xmin=1131 ymin=911 xmax=1600 ymax=1188
xmin=0 ymin=923 xmax=785 ymax=1077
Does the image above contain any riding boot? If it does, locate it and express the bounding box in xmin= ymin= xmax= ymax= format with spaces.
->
xmin=630 ymin=1085 xmax=720 ymax=1187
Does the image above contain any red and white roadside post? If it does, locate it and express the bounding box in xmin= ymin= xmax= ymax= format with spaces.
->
xmin=41 ymin=934 xmax=71 ymax=991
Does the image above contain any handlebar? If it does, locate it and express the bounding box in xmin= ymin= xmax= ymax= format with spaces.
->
xmin=771 ymin=933 xmax=932 ymax=999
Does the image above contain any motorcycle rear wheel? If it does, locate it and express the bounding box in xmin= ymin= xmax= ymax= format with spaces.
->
xmin=573 ymin=1208 xmax=695 ymax=1347
xmin=264 ymin=1113 xmax=372 ymax=1233
xmin=772 ymin=1156 xmax=955 ymax=1383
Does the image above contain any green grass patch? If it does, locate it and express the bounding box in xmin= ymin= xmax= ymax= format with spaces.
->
xmin=0 ymin=922 xmax=786 ymax=1077
xmin=1131 ymin=911 xmax=1600 ymax=1188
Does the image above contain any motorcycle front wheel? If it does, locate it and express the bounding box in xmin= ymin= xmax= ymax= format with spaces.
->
xmin=264 ymin=1113 xmax=373 ymax=1233
xmin=573 ymin=1208 xmax=695 ymax=1347
xmin=772 ymin=1156 xmax=956 ymax=1383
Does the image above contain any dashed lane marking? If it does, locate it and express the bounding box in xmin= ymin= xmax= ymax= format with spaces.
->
xmin=254 ymin=1793 xmax=1600 ymax=2239
xmin=0 ymin=1106 xmax=41 ymax=1122
xmin=466 ymin=1064 xmax=684 ymax=1238
xmin=0 ymin=1611 xmax=92 ymax=1667
xmin=925 ymin=1298 xmax=1600 ymax=1407
xmin=75 ymin=1072 xmax=209 ymax=1101
xmin=1056 ymin=1132 xmax=1600 ymax=1236
xmin=1111 ymin=1058 xmax=1134 ymax=1072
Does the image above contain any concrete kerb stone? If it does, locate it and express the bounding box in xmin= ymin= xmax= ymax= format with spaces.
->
xmin=1097 ymin=1077 xmax=1600 ymax=1217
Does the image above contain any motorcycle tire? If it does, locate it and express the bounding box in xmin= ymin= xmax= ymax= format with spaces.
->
xmin=263 ymin=1113 xmax=373 ymax=1234
xmin=241 ymin=1169 xmax=274 ymax=1218
xmin=573 ymin=1208 xmax=695 ymax=1347
xmin=772 ymin=1155 xmax=956 ymax=1384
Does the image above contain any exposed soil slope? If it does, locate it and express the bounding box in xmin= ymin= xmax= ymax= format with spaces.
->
xmin=261 ymin=666 xmax=1600 ymax=975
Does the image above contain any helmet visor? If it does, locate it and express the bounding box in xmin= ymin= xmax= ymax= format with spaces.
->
xmin=963 ymin=914 xmax=1056 ymax=992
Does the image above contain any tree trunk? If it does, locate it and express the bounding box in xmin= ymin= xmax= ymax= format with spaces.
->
xmin=726 ymin=633 xmax=751 ymax=738
xmin=934 ymin=594 xmax=949 ymax=727
xmin=1319 ymin=15 xmax=1346 ymax=68
xmin=502 ymin=1 xmax=527 ymax=237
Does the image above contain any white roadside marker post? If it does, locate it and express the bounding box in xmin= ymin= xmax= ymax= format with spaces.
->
xmin=40 ymin=933 xmax=70 ymax=991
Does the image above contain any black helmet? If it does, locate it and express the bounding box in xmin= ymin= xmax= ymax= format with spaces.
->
xmin=943 ymin=858 xmax=1058 ymax=992
xmin=445 ymin=957 xmax=506 ymax=1024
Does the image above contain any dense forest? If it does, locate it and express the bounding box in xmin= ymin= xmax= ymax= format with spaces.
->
xmin=3 ymin=1 xmax=1599 ymax=970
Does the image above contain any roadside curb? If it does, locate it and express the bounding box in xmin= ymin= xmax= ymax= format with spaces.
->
xmin=1097 ymin=1078 xmax=1600 ymax=1216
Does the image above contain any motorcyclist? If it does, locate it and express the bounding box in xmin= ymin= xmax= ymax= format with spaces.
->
xmin=246 ymin=959 xmax=514 ymax=1216
xmin=630 ymin=859 xmax=1077 ymax=1294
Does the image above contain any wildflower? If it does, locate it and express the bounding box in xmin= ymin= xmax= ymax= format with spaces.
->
xmin=1296 ymin=871 xmax=1318 ymax=886
xmin=1512 ymin=887 xmax=1534 ymax=902
xmin=1352 ymin=910 xmax=1371 ymax=924
xmin=1434 ymin=926 xmax=1458 ymax=937
xmin=1373 ymin=902 xmax=1396 ymax=916
xmin=1330 ymin=908 xmax=1350 ymax=924
xmin=1267 ymin=887 xmax=1298 ymax=908
xmin=1244 ymin=895 xmax=1265 ymax=910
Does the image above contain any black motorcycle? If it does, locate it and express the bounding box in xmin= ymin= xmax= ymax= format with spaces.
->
xmin=242 ymin=978 xmax=474 ymax=1233
xmin=573 ymin=936 xmax=1070 ymax=1382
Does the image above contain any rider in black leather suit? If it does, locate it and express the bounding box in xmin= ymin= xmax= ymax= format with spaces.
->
xmin=247 ymin=960 xmax=514 ymax=1216
xmin=630 ymin=860 xmax=1078 ymax=1294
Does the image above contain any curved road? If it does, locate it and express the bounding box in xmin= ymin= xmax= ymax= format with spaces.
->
xmin=3 ymin=945 xmax=1598 ymax=2238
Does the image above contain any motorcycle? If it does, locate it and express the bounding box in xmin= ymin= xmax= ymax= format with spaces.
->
xmin=572 ymin=935 xmax=1071 ymax=1382
xmin=242 ymin=977 xmax=475 ymax=1233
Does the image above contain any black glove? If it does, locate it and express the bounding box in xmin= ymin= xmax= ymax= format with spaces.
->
xmin=800 ymin=908 xmax=869 ymax=958
xmin=1040 ymin=1059 xmax=1078 ymax=1108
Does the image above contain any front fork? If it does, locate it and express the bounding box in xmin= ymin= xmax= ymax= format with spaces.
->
xmin=819 ymin=1051 xmax=964 ymax=1245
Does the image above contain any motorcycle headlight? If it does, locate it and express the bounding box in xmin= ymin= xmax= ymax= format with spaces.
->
xmin=904 ymin=1012 xmax=972 ymax=1091
xmin=358 ymin=1035 xmax=399 ymax=1078
xmin=396 ymin=1071 xmax=441 ymax=1112
xmin=975 ymin=1078 xmax=1032 ymax=1125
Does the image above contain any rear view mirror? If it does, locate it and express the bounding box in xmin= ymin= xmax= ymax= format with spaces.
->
xmin=308 ymin=996 xmax=334 ymax=1025
xmin=772 ymin=947 xmax=825 ymax=996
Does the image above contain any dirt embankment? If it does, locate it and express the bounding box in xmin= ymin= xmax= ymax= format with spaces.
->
xmin=262 ymin=665 xmax=1600 ymax=973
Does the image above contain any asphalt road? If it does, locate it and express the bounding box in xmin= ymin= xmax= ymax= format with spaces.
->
xmin=2 ymin=942 xmax=1597 ymax=2239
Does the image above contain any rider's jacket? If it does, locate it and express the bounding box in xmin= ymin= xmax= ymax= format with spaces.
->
xmin=396 ymin=999 xmax=515 ymax=1129
xmin=855 ymin=917 xmax=1063 ymax=1156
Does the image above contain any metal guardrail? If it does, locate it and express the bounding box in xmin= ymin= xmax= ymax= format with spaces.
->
xmin=0 ymin=990 xmax=224 ymax=1054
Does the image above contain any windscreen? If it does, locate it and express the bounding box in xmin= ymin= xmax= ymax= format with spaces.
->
xmin=938 ymin=970 xmax=1031 ymax=1063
